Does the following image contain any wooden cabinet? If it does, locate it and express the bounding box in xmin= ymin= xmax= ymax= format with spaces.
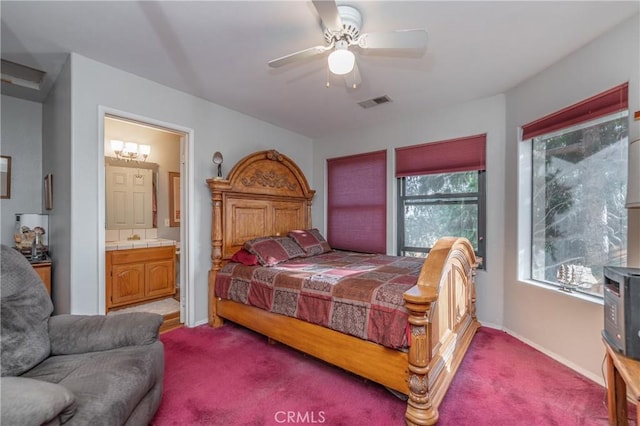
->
xmin=106 ymin=246 xmax=175 ymax=310
xmin=111 ymin=263 xmax=145 ymax=306
xmin=603 ymin=338 xmax=640 ymax=425
xmin=31 ymin=261 xmax=52 ymax=295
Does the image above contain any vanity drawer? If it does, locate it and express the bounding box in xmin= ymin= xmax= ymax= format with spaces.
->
xmin=110 ymin=246 xmax=175 ymax=264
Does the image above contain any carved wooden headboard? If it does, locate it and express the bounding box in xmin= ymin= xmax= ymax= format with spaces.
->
xmin=206 ymin=150 xmax=315 ymax=274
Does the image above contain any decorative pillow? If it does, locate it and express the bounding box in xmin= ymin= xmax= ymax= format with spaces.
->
xmin=230 ymin=248 xmax=259 ymax=266
xmin=243 ymin=236 xmax=305 ymax=266
xmin=288 ymin=229 xmax=332 ymax=257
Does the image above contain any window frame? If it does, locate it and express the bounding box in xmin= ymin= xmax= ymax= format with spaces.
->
xmin=396 ymin=170 xmax=486 ymax=266
xmin=519 ymin=83 xmax=629 ymax=300
xmin=527 ymin=111 xmax=628 ymax=298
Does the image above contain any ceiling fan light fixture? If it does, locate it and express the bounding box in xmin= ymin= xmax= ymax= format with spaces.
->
xmin=328 ymin=41 xmax=355 ymax=75
xmin=328 ymin=48 xmax=355 ymax=75
xmin=268 ymin=1 xmax=427 ymax=89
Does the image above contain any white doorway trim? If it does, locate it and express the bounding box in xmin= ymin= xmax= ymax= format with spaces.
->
xmin=97 ymin=106 xmax=196 ymax=326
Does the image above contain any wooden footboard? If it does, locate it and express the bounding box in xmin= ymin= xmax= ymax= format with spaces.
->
xmin=404 ymin=237 xmax=479 ymax=425
xmin=207 ymin=150 xmax=479 ymax=425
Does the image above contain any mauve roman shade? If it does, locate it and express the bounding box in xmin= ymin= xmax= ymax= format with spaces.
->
xmin=521 ymin=82 xmax=629 ymax=141
xmin=327 ymin=150 xmax=387 ymax=254
xmin=395 ymin=134 xmax=486 ymax=177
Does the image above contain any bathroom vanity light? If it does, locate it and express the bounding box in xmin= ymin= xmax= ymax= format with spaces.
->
xmin=110 ymin=140 xmax=151 ymax=162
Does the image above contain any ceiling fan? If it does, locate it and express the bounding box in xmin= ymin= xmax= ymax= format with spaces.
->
xmin=268 ymin=0 xmax=428 ymax=89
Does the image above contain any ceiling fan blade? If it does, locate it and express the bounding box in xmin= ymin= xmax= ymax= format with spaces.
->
xmin=268 ymin=45 xmax=332 ymax=68
xmin=356 ymin=29 xmax=428 ymax=50
xmin=344 ymin=61 xmax=361 ymax=89
xmin=312 ymin=0 xmax=343 ymax=33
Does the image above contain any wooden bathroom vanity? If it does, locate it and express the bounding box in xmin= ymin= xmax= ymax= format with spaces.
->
xmin=106 ymin=246 xmax=175 ymax=310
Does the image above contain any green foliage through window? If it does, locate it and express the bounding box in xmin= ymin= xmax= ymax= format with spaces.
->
xmin=398 ymin=171 xmax=485 ymax=264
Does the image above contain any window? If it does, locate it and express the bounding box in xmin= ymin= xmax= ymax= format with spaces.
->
xmin=395 ymin=134 xmax=486 ymax=262
xmin=523 ymin=83 xmax=629 ymax=298
xmin=327 ymin=150 xmax=386 ymax=253
xmin=398 ymin=171 xmax=486 ymax=260
xmin=530 ymin=112 xmax=628 ymax=297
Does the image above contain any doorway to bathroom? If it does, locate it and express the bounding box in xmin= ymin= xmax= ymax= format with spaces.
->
xmin=102 ymin=112 xmax=190 ymax=332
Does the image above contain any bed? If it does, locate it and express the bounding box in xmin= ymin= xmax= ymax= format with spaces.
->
xmin=207 ymin=149 xmax=480 ymax=425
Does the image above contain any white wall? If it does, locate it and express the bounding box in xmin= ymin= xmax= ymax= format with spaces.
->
xmin=503 ymin=14 xmax=640 ymax=383
xmin=63 ymin=53 xmax=312 ymax=321
xmin=312 ymin=94 xmax=507 ymax=328
xmin=0 ymin=95 xmax=43 ymax=246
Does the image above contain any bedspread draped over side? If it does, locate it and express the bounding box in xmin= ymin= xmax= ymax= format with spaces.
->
xmin=215 ymin=251 xmax=426 ymax=349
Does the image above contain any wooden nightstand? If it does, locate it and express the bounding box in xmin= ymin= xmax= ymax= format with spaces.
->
xmin=603 ymin=337 xmax=640 ymax=426
xmin=30 ymin=257 xmax=52 ymax=295
xmin=12 ymin=248 xmax=52 ymax=295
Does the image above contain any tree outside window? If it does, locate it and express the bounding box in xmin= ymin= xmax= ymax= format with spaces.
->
xmin=531 ymin=112 xmax=628 ymax=297
xmin=398 ymin=171 xmax=486 ymax=263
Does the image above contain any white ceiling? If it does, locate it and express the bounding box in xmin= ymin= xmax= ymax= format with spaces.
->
xmin=1 ymin=1 xmax=638 ymax=139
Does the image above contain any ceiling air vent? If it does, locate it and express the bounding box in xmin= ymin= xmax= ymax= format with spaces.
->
xmin=358 ymin=95 xmax=392 ymax=109
xmin=1 ymin=59 xmax=46 ymax=91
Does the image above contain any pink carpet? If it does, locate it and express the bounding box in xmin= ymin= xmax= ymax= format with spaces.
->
xmin=152 ymin=324 xmax=628 ymax=425
xmin=437 ymin=327 xmax=612 ymax=425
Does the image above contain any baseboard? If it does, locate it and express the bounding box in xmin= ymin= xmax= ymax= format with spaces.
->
xmin=477 ymin=320 xmax=502 ymax=330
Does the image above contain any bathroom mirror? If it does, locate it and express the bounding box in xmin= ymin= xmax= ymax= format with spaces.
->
xmin=0 ymin=156 xmax=11 ymax=199
xmin=105 ymin=157 xmax=159 ymax=229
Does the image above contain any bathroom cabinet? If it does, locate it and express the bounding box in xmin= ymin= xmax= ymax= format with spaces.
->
xmin=106 ymin=246 xmax=175 ymax=310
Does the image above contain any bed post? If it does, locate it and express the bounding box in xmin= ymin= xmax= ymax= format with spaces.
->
xmin=404 ymin=287 xmax=439 ymax=425
xmin=207 ymin=180 xmax=226 ymax=327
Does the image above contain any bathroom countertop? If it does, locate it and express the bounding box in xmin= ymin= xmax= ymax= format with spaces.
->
xmin=105 ymin=238 xmax=177 ymax=251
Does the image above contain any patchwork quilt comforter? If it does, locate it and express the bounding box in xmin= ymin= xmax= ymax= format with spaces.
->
xmin=215 ymin=251 xmax=426 ymax=349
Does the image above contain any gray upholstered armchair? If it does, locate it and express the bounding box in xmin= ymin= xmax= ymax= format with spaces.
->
xmin=0 ymin=245 xmax=165 ymax=425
